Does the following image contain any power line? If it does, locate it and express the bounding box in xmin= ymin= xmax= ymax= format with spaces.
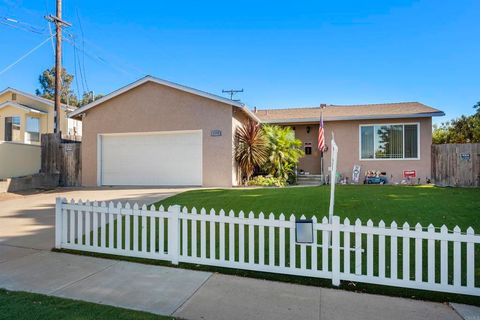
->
xmin=76 ymin=9 xmax=89 ymax=92
xmin=0 ymin=35 xmax=54 ymax=76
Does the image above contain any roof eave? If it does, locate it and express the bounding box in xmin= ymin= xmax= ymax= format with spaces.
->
xmin=260 ymin=111 xmax=445 ymax=124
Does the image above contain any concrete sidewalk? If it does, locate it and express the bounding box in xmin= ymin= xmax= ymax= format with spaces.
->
xmin=0 ymin=244 xmax=463 ymax=320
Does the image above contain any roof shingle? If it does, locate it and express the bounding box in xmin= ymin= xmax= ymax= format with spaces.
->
xmin=255 ymin=102 xmax=444 ymax=123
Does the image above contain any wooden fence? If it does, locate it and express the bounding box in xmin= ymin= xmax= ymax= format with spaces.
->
xmin=41 ymin=133 xmax=81 ymax=187
xmin=432 ymin=143 xmax=480 ymax=187
xmin=56 ymin=198 xmax=480 ymax=296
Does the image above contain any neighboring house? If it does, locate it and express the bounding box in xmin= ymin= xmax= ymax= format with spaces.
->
xmin=255 ymin=103 xmax=445 ymax=183
xmin=0 ymin=88 xmax=81 ymax=144
xmin=69 ymin=76 xmax=258 ymax=187
xmin=0 ymin=88 xmax=82 ymax=179
xmin=70 ymin=75 xmax=444 ymax=187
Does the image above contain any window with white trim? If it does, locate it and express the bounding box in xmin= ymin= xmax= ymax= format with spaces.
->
xmin=26 ymin=117 xmax=40 ymax=144
xmin=360 ymin=123 xmax=419 ymax=160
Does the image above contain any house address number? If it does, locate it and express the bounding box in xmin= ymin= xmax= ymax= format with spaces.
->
xmin=211 ymin=130 xmax=222 ymax=137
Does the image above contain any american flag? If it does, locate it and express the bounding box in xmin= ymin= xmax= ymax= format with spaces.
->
xmin=318 ymin=110 xmax=325 ymax=152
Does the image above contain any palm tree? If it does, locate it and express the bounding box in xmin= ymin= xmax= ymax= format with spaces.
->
xmin=235 ymin=120 xmax=269 ymax=183
xmin=262 ymin=125 xmax=304 ymax=180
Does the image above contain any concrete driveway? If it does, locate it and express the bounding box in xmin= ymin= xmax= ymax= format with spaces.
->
xmin=0 ymin=187 xmax=188 ymax=250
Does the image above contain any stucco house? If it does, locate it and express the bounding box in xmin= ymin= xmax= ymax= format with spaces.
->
xmin=255 ymin=103 xmax=444 ymax=184
xmin=0 ymin=88 xmax=82 ymax=179
xmin=70 ymin=76 xmax=444 ymax=187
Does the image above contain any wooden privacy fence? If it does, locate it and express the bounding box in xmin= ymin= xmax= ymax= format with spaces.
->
xmin=41 ymin=133 xmax=81 ymax=186
xmin=55 ymin=198 xmax=480 ymax=296
xmin=432 ymin=143 xmax=480 ymax=187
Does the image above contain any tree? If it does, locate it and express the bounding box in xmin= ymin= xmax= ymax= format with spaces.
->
xmin=36 ymin=67 xmax=78 ymax=106
xmin=261 ymin=125 xmax=304 ymax=180
xmin=432 ymin=101 xmax=480 ymax=144
xmin=77 ymin=91 xmax=104 ymax=107
xmin=235 ymin=120 xmax=269 ymax=183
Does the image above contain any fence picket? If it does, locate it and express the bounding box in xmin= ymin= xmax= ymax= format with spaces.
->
xmin=279 ymin=214 xmax=286 ymax=262
xmin=239 ymin=211 xmax=245 ymax=263
xmin=100 ymin=202 xmax=107 ymax=248
xmin=191 ymin=208 xmax=198 ymax=258
xmin=415 ymin=223 xmax=423 ymax=283
xmin=62 ymin=200 xmax=68 ymax=246
xmin=355 ymin=219 xmax=362 ymax=275
xmin=440 ymin=225 xmax=448 ymax=285
xmin=322 ymin=217 xmax=329 ymax=272
xmin=312 ymin=216 xmax=318 ymax=271
xmin=378 ymin=220 xmax=385 ymax=279
xmin=132 ymin=203 xmax=139 ymax=251
xmin=367 ymin=220 xmax=373 ymax=277
xmin=108 ymin=202 xmax=114 ymax=249
xmin=289 ymin=215 xmax=296 ymax=269
xmin=402 ymin=222 xmax=410 ymax=281
xmin=116 ymin=203 xmax=122 ymax=250
xmin=219 ymin=209 xmax=225 ymax=261
xmin=259 ymin=212 xmax=265 ymax=265
xmin=69 ymin=199 xmax=75 ymax=244
xmin=249 ymin=212 xmax=255 ymax=264
xmin=229 ymin=210 xmax=235 ymax=262
xmin=140 ymin=205 xmax=147 ymax=252
xmin=92 ymin=201 xmax=99 ymax=247
xmin=182 ymin=208 xmax=188 ymax=256
xmin=210 ymin=209 xmax=216 ymax=260
xmin=466 ymin=227 xmax=475 ymax=288
xmin=200 ymin=208 xmax=207 ymax=259
xmin=77 ymin=199 xmax=83 ymax=245
xmin=150 ymin=205 xmax=156 ymax=253
xmin=453 ymin=226 xmax=461 ymax=287
xmin=343 ymin=218 xmax=350 ymax=274
xmin=124 ymin=203 xmax=130 ymax=250
xmin=427 ymin=224 xmax=435 ymax=284
xmin=269 ymin=213 xmax=275 ymax=267
xmin=159 ymin=206 xmax=168 ymax=254
xmin=390 ymin=222 xmax=398 ymax=280
xmin=85 ymin=201 xmax=91 ymax=246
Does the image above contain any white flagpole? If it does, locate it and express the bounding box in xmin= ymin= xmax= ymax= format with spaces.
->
xmin=328 ymin=132 xmax=338 ymax=223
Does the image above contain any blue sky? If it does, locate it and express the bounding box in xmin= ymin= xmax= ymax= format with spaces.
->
xmin=0 ymin=0 xmax=479 ymax=123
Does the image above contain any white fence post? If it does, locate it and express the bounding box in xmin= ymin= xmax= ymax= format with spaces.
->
xmin=55 ymin=197 xmax=64 ymax=249
xmin=168 ymin=205 xmax=181 ymax=265
xmin=331 ymin=215 xmax=340 ymax=286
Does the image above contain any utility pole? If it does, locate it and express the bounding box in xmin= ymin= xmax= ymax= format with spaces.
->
xmin=222 ymin=89 xmax=243 ymax=101
xmin=46 ymin=0 xmax=71 ymax=134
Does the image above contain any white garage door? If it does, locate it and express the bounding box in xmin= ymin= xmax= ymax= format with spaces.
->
xmin=99 ymin=131 xmax=202 ymax=186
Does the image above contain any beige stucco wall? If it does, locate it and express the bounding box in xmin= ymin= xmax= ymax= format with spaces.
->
xmin=291 ymin=117 xmax=432 ymax=183
xmin=0 ymin=91 xmax=73 ymax=142
xmin=81 ymin=81 xmax=238 ymax=187
xmin=0 ymin=141 xmax=41 ymax=179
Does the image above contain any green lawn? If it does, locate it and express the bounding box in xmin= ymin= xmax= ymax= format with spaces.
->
xmin=155 ymin=185 xmax=480 ymax=230
xmin=0 ymin=289 xmax=173 ymax=320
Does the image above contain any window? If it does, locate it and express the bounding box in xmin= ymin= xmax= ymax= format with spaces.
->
xmin=360 ymin=123 xmax=419 ymax=160
xmin=304 ymin=142 xmax=312 ymax=155
xmin=4 ymin=116 xmax=21 ymax=142
xmin=26 ymin=117 xmax=40 ymax=143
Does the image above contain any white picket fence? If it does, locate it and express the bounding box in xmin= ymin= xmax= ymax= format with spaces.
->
xmin=55 ymin=198 xmax=480 ymax=296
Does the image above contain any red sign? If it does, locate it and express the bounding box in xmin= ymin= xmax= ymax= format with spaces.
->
xmin=403 ymin=170 xmax=416 ymax=178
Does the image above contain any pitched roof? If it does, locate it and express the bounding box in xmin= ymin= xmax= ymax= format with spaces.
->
xmin=0 ymin=87 xmax=76 ymax=111
xmin=69 ymin=75 xmax=260 ymax=122
xmin=255 ymin=102 xmax=445 ymax=123
xmin=0 ymin=101 xmax=47 ymax=114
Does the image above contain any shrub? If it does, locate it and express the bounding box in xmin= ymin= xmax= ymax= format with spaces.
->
xmin=247 ymin=175 xmax=287 ymax=187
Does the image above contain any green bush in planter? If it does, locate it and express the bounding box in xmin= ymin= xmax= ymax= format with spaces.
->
xmin=247 ymin=175 xmax=287 ymax=187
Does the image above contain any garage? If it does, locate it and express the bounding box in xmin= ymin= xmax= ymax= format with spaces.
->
xmin=99 ymin=130 xmax=202 ymax=186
